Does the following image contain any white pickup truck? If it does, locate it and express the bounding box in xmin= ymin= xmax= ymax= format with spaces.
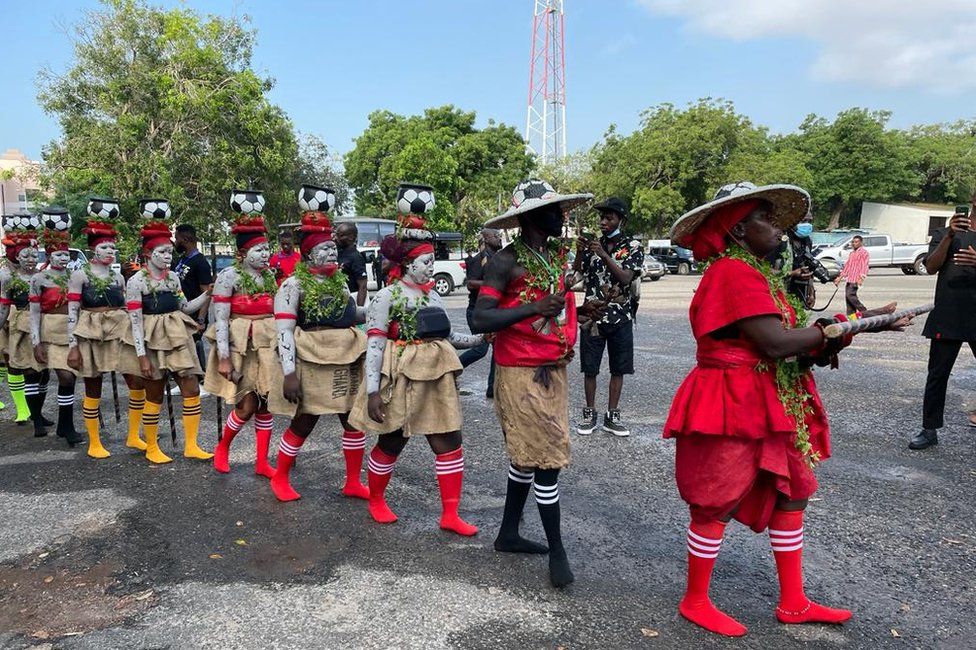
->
xmin=815 ymin=234 xmax=930 ymax=275
xmin=360 ymin=246 xmax=468 ymax=297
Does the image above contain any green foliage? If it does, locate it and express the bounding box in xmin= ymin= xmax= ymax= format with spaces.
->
xmin=907 ymin=120 xmax=976 ymax=205
xmin=344 ymin=106 xmax=534 ymax=236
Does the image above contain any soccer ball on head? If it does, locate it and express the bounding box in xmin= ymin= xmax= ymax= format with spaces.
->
xmin=22 ymin=213 xmax=42 ymax=231
xmin=511 ymin=179 xmax=556 ymax=208
xmin=298 ymin=184 xmax=336 ymax=213
xmin=230 ymin=189 xmax=266 ymax=216
xmin=140 ymin=199 xmax=171 ymax=221
xmin=42 ymin=207 xmax=72 ymax=232
xmin=87 ymin=196 xmax=120 ymax=220
xmin=396 ymin=183 xmax=435 ymax=215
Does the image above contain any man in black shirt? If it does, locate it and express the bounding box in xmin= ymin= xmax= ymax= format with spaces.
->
xmin=459 ymin=229 xmax=502 ymax=396
xmin=910 ymin=206 xmax=976 ymax=450
xmin=335 ymin=222 xmax=368 ymax=306
xmin=173 ymin=224 xmax=214 ymax=370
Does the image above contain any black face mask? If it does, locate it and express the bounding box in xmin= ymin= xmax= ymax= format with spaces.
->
xmin=534 ymin=206 xmax=565 ymax=237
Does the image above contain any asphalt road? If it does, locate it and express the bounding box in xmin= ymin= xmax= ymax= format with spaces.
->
xmin=1 ymin=269 xmax=975 ymax=649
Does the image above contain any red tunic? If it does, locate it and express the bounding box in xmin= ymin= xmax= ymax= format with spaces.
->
xmin=663 ymin=257 xmax=831 ymax=532
xmin=485 ymin=273 xmax=578 ymax=367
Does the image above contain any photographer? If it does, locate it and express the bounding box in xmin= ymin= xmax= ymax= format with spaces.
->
xmin=910 ymin=203 xmax=976 ymax=450
xmin=771 ymin=213 xmax=821 ymax=308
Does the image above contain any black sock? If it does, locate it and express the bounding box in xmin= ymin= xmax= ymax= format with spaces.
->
xmin=534 ymin=468 xmax=574 ymax=587
xmin=494 ymin=465 xmax=548 ymax=554
xmin=25 ymin=381 xmax=46 ymax=435
xmin=56 ymin=383 xmax=80 ymax=442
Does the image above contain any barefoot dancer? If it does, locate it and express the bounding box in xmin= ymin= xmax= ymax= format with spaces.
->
xmin=30 ymin=207 xmax=82 ymax=447
xmin=664 ymin=182 xmax=912 ymax=637
xmin=472 ymin=179 xmax=591 ymax=587
xmin=66 ymin=198 xmax=147 ymax=458
xmin=267 ymin=187 xmax=369 ymax=502
xmin=119 ymin=200 xmax=213 ymax=464
xmin=206 ymin=192 xmax=276 ymax=478
xmin=349 ymin=183 xmax=484 ymax=536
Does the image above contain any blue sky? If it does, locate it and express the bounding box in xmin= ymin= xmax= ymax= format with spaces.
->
xmin=4 ymin=0 xmax=976 ymax=162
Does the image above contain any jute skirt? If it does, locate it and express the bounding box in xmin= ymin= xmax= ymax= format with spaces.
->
xmin=7 ymin=309 xmax=42 ymax=372
xmin=0 ymin=322 xmax=8 ymax=362
xmin=268 ymin=326 xmax=366 ymax=417
xmin=203 ymin=316 xmax=278 ymax=404
xmin=348 ymin=339 xmax=463 ymax=436
xmin=73 ymin=309 xmax=129 ymax=377
xmin=38 ymin=313 xmax=76 ymax=374
xmin=494 ymin=364 xmax=571 ymax=469
xmin=118 ymin=311 xmax=203 ymax=380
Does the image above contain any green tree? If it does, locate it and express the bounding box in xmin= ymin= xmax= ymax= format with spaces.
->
xmin=37 ymin=0 xmax=336 ymax=247
xmin=344 ymin=106 xmax=534 ymax=235
xmin=907 ymin=121 xmax=976 ymax=205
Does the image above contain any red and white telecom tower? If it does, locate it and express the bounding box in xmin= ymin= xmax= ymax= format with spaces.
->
xmin=525 ymin=0 xmax=567 ymax=164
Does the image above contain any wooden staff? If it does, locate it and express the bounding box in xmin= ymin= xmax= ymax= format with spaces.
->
xmin=216 ymin=394 xmax=223 ymax=442
xmin=165 ymin=376 xmax=177 ymax=446
xmin=823 ymin=303 xmax=933 ymax=339
xmin=111 ymin=371 xmax=121 ymax=422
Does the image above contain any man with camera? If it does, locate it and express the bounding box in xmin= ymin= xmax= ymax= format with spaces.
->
xmin=910 ymin=203 xmax=976 ymax=450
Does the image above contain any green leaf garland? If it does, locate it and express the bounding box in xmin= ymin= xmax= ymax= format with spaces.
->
xmin=233 ymin=260 xmax=277 ymax=296
xmin=388 ymin=282 xmax=429 ymax=345
xmin=83 ymin=264 xmax=116 ymax=301
xmin=294 ymin=262 xmax=348 ymax=322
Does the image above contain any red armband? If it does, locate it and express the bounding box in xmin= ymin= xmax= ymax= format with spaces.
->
xmin=212 ymin=295 xmax=232 ymax=304
xmin=0 ymin=298 xmax=11 ymax=306
xmin=274 ymin=312 xmax=297 ymax=320
xmin=366 ymin=328 xmax=388 ymax=338
xmin=28 ymin=295 xmax=40 ymax=303
xmin=67 ymin=292 xmax=82 ymax=302
xmin=126 ymin=301 xmax=143 ymax=311
xmin=479 ymin=286 xmax=502 ymax=300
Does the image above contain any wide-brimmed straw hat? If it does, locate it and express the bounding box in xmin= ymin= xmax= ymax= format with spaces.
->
xmin=669 ymin=182 xmax=810 ymax=248
xmin=485 ymin=179 xmax=592 ymax=230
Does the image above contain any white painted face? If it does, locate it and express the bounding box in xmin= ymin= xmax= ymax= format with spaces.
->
xmin=94 ymin=241 xmax=117 ymax=265
xmin=17 ymin=247 xmax=38 ymax=273
xmin=48 ymin=250 xmax=70 ymax=270
xmin=406 ymin=252 xmax=435 ymax=284
xmin=243 ymin=242 xmax=271 ymax=271
xmin=149 ymin=244 xmax=174 ymax=271
xmin=309 ymin=241 xmax=338 ymax=268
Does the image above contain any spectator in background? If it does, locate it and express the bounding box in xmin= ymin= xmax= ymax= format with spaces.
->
xmin=270 ymin=230 xmax=301 ymax=285
xmin=910 ymin=205 xmax=976 ymax=450
xmin=835 ymin=235 xmax=869 ymax=314
xmin=173 ymin=224 xmax=214 ymax=371
xmin=372 ymin=252 xmax=386 ymax=289
xmin=459 ymin=228 xmax=502 ymax=397
xmin=67 ymin=249 xmax=83 ymax=271
xmin=335 ymin=222 xmax=368 ymax=306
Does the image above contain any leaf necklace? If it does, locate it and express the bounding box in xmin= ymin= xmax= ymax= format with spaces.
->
xmin=294 ymin=262 xmax=348 ymax=322
xmin=83 ymin=263 xmax=116 ymax=301
xmin=233 ymin=260 xmax=277 ymax=296
xmin=389 ymin=281 xmax=429 ymax=346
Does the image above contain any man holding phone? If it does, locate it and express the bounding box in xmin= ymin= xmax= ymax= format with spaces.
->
xmin=910 ymin=203 xmax=976 ymax=450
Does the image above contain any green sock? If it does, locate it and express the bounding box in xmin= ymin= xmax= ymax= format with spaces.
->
xmin=7 ymin=373 xmax=30 ymax=421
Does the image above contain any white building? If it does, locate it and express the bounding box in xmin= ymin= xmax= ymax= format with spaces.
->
xmin=0 ymin=148 xmax=41 ymax=216
xmin=859 ymin=201 xmax=957 ymax=244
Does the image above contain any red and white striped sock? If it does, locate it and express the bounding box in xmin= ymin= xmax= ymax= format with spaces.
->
xmin=269 ymin=428 xmax=305 ymax=502
xmin=213 ymin=410 xmax=248 ymax=474
xmin=253 ymin=411 xmax=275 ymax=479
xmin=366 ymin=446 xmax=398 ymax=523
xmin=340 ymin=430 xmax=369 ymax=499
xmin=769 ymin=509 xmax=851 ymax=624
xmin=434 ymin=448 xmax=478 ymax=536
xmin=678 ymin=520 xmax=747 ymax=637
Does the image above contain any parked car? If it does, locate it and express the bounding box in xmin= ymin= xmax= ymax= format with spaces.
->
xmin=361 ymin=232 xmax=467 ymax=297
xmin=647 ymin=240 xmax=696 ymax=275
xmin=209 ymin=254 xmax=235 ymax=275
xmin=642 ymin=256 xmax=666 ymax=281
xmin=815 ymin=234 xmax=929 ymax=275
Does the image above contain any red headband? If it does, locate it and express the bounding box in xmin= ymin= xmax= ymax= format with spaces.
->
xmin=83 ymin=220 xmax=118 ymax=249
xmin=140 ymin=221 xmax=173 ymax=254
xmin=387 ymin=242 xmax=435 ymax=281
xmin=298 ymin=211 xmax=334 ymax=257
xmin=5 ymin=232 xmax=35 ymax=262
xmin=42 ymin=229 xmax=70 ymax=253
xmin=688 ymin=199 xmax=762 ymax=261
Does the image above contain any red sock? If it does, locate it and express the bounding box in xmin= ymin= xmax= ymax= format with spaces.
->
xmin=769 ymin=509 xmax=852 ymax=625
xmin=678 ymin=519 xmax=747 ymax=637
xmin=434 ymin=447 xmax=478 ymax=536
xmin=213 ymin=410 xmax=248 ymax=474
xmin=341 ymin=430 xmax=370 ymax=499
xmin=269 ymin=428 xmax=305 ymax=502
xmin=366 ymin=446 xmax=398 ymax=523
xmin=254 ymin=411 xmax=275 ymax=479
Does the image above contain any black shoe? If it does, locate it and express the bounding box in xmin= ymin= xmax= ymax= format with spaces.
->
xmin=576 ymin=408 xmax=597 ymax=435
xmin=602 ymin=409 xmax=630 ymax=437
xmin=908 ymin=429 xmax=938 ymax=450
xmin=485 ymin=389 xmax=494 ymax=399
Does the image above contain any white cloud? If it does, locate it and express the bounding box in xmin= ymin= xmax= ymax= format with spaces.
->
xmin=601 ymin=33 xmax=638 ymax=57
xmin=638 ymin=0 xmax=976 ymax=90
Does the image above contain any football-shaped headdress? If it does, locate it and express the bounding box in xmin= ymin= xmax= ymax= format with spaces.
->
xmin=395 ymin=183 xmax=435 ymax=241
xmin=230 ymin=190 xmax=269 ymax=252
xmin=41 ymin=207 xmax=71 ymax=252
xmin=87 ymin=196 xmax=120 ymax=220
xmin=298 ymin=184 xmax=336 ymax=214
xmin=230 ymin=189 xmax=266 ymax=217
xmin=139 ymin=198 xmax=171 ymax=221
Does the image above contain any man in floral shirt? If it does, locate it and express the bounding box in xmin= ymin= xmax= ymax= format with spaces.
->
xmin=573 ymin=198 xmax=643 ymax=436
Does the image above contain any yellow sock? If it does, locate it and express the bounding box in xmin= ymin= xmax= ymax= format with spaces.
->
xmin=83 ymin=396 xmax=110 ymax=458
xmin=126 ymin=389 xmax=147 ymax=451
xmin=182 ymin=395 xmax=212 ymax=460
xmin=143 ymin=400 xmax=172 ymax=464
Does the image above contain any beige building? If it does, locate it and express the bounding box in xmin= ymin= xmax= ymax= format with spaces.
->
xmin=0 ymin=148 xmax=41 ymax=216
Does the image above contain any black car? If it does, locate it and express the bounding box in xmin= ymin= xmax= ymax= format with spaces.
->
xmin=647 ymin=244 xmax=696 ymax=275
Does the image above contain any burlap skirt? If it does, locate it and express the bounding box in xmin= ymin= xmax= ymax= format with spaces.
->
xmin=37 ymin=313 xmax=76 ymax=374
xmin=494 ymin=364 xmax=571 ymax=469
xmin=0 ymin=323 xmax=8 ymax=362
xmin=7 ymin=309 xmax=43 ymax=372
xmin=349 ymin=339 xmax=463 ymax=436
xmin=203 ymin=316 xmax=278 ymax=404
xmin=118 ymin=311 xmax=203 ymax=380
xmin=73 ymin=309 xmax=129 ymax=377
xmin=268 ymin=327 xmax=366 ymax=417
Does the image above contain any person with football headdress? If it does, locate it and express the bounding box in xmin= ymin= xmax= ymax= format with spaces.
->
xmin=0 ymin=214 xmax=46 ymax=431
xmin=119 ymin=199 xmax=213 ymax=464
xmin=267 ymin=185 xmax=369 ymax=502
xmin=471 ymin=179 xmax=590 ymax=588
xmin=661 ymin=182 xmax=911 ymax=637
xmin=30 ymin=207 xmax=83 ymax=446
xmin=348 ymin=183 xmax=484 ymax=536
xmin=65 ymin=198 xmax=147 ymax=458
xmin=205 ymin=191 xmax=277 ymax=479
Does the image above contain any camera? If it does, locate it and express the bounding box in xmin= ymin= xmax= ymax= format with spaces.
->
xmin=795 ymin=249 xmax=832 ymax=284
